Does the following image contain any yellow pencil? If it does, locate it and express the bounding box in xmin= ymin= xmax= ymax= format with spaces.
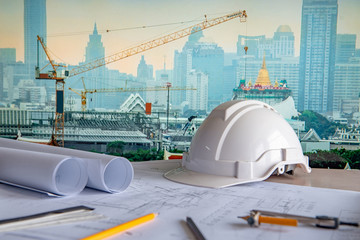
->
xmin=81 ymin=213 xmax=158 ymax=240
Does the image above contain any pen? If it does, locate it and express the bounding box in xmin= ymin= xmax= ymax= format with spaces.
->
xmin=239 ymin=209 xmax=360 ymax=229
xmin=81 ymin=213 xmax=158 ymax=240
xmin=239 ymin=214 xmax=298 ymax=227
xmin=186 ymin=217 xmax=206 ymax=240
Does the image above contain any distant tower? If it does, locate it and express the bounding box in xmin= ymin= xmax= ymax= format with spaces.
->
xmin=83 ymin=23 xmax=106 ymax=109
xmin=173 ymin=28 xmax=224 ymax=111
xmin=186 ymin=70 xmax=208 ymax=112
xmin=273 ymin=25 xmax=295 ymax=58
xmin=336 ymin=34 xmax=356 ymax=63
xmin=0 ymin=49 xmax=16 ymax=64
xmin=24 ymin=0 xmax=47 ymax=70
xmin=298 ymin=0 xmax=338 ymax=113
xmin=85 ymin=23 xmax=105 ymax=62
xmin=137 ymin=55 xmax=153 ymax=81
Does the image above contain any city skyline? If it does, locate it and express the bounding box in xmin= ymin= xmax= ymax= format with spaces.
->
xmin=0 ymin=0 xmax=360 ymax=76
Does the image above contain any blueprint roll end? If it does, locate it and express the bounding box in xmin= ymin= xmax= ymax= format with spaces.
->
xmin=54 ymin=157 xmax=88 ymax=196
xmin=104 ymin=157 xmax=134 ymax=193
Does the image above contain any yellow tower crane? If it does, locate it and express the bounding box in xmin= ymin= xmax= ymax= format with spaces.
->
xmin=35 ymin=10 xmax=247 ymax=147
xmin=68 ymin=79 xmax=196 ymax=112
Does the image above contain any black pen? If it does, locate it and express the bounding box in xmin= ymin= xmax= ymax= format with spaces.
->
xmin=186 ymin=216 xmax=206 ymax=240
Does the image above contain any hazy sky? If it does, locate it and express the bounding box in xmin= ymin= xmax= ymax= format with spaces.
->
xmin=0 ymin=0 xmax=359 ymax=75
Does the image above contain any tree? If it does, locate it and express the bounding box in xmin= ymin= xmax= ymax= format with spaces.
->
xmin=306 ymin=149 xmax=360 ymax=169
xmin=123 ymin=148 xmax=164 ymax=162
xmin=331 ymin=148 xmax=360 ymax=169
xmin=298 ymin=110 xmax=341 ymax=139
xmin=107 ymin=141 xmax=125 ymax=155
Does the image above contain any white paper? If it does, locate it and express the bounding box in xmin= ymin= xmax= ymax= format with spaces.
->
xmin=0 ymin=160 xmax=359 ymax=240
xmin=0 ymin=138 xmax=133 ymax=193
xmin=0 ymin=147 xmax=88 ymax=196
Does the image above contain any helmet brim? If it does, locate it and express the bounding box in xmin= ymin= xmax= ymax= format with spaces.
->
xmin=164 ymin=166 xmax=261 ymax=188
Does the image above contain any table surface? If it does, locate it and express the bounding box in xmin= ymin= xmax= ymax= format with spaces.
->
xmin=0 ymin=160 xmax=359 ymax=240
xmin=266 ymin=167 xmax=360 ymax=192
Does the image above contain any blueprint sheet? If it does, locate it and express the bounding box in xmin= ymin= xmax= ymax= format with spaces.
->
xmin=0 ymin=160 xmax=359 ymax=240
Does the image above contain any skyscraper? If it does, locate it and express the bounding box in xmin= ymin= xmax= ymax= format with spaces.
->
xmin=82 ymin=23 xmax=107 ymax=109
xmin=333 ymin=62 xmax=360 ymax=113
xmin=24 ymin=0 xmax=47 ymax=70
xmin=191 ymin=42 xmax=224 ymax=109
xmin=336 ymin=34 xmax=356 ymax=63
xmin=85 ymin=23 xmax=105 ymax=63
xmin=173 ymin=29 xmax=224 ymax=111
xmin=186 ymin=70 xmax=208 ymax=112
xmin=236 ymin=25 xmax=295 ymax=59
xmin=298 ymin=0 xmax=338 ymax=113
xmin=273 ymin=25 xmax=295 ymax=58
xmin=137 ymin=55 xmax=153 ymax=81
xmin=0 ymin=48 xmax=16 ymax=64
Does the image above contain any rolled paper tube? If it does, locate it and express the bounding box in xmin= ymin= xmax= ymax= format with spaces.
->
xmin=0 ymin=138 xmax=134 ymax=193
xmin=0 ymin=147 xmax=88 ymax=196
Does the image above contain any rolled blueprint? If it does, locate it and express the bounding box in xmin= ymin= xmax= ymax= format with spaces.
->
xmin=0 ymin=138 xmax=133 ymax=193
xmin=0 ymin=147 xmax=88 ymax=196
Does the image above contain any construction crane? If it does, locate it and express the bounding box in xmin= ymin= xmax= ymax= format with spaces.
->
xmin=68 ymin=79 xmax=196 ymax=112
xmin=35 ymin=35 xmax=68 ymax=146
xmin=35 ymin=10 xmax=247 ymax=146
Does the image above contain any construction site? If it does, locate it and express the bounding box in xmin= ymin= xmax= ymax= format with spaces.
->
xmin=0 ymin=10 xmax=247 ymax=153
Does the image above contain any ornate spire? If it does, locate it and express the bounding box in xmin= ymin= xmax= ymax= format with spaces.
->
xmin=93 ymin=22 xmax=98 ymax=35
xmin=255 ymin=52 xmax=271 ymax=86
xmin=261 ymin=52 xmax=266 ymax=69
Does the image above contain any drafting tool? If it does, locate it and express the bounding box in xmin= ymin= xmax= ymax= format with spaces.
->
xmin=0 ymin=205 xmax=103 ymax=232
xmin=239 ymin=209 xmax=360 ymax=229
xmin=81 ymin=212 xmax=158 ymax=240
xmin=186 ymin=217 xmax=206 ymax=240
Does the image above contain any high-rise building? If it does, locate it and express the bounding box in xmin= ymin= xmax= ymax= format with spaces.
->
xmin=85 ymin=23 xmax=105 ymax=63
xmin=0 ymin=49 xmax=17 ymax=102
xmin=173 ymin=29 xmax=224 ymax=111
xmin=298 ymin=0 xmax=338 ymax=113
xmin=186 ymin=70 xmax=208 ymax=112
xmin=336 ymin=34 xmax=356 ymax=63
xmin=0 ymin=48 xmax=16 ymax=64
xmin=237 ymin=25 xmax=295 ymax=59
xmin=82 ymin=23 xmax=107 ymax=109
xmin=223 ymin=63 xmax=240 ymax=102
xmin=0 ymin=63 xmax=3 ymax=101
xmin=191 ymin=42 xmax=224 ymax=109
xmin=24 ymin=0 xmax=47 ymax=71
xmin=333 ymin=62 xmax=360 ymax=114
xmin=356 ymin=49 xmax=360 ymax=57
xmin=137 ymin=55 xmax=153 ymax=81
xmin=144 ymin=69 xmax=173 ymax=107
xmin=273 ymin=25 xmax=295 ymax=58
xmin=237 ymin=35 xmax=267 ymax=58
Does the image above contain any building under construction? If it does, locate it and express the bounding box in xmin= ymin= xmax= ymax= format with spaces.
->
xmin=0 ymin=108 xmax=155 ymax=152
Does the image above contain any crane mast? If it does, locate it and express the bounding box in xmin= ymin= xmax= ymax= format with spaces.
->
xmin=35 ymin=10 xmax=247 ymax=147
xmin=36 ymin=36 xmax=66 ymax=147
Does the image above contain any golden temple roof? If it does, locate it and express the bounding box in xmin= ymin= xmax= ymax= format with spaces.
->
xmin=255 ymin=53 xmax=271 ymax=86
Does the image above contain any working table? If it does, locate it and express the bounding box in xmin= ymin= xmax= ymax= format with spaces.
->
xmin=267 ymin=166 xmax=360 ymax=192
xmin=0 ymin=160 xmax=359 ymax=240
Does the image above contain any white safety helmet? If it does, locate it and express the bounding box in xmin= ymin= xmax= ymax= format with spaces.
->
xmin=164 ymin=100 xmax=311 ymax=188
